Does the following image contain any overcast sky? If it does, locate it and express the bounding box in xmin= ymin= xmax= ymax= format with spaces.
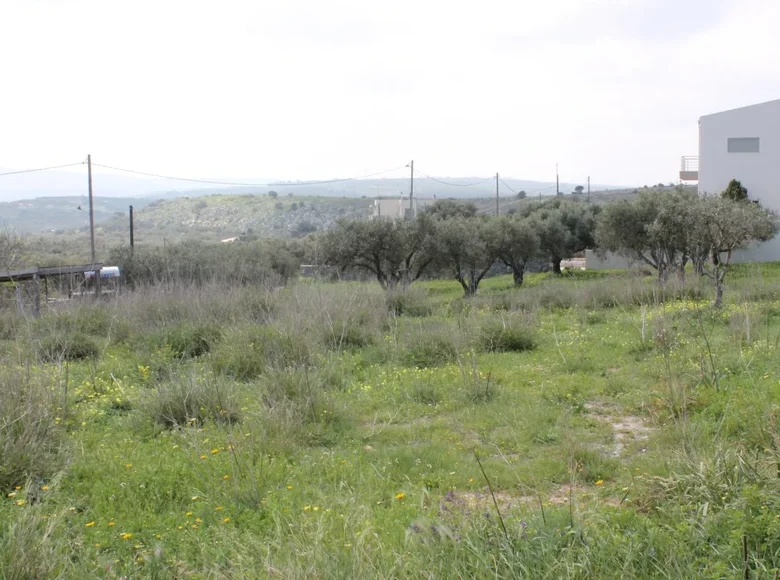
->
xmin=2 ymin=0 xmax=779 ymax=187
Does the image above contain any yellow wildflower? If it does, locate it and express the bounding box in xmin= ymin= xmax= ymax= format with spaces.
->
xmin=595 ymin=480 xmax=604 ymax=486
xmin=215 ymin=506 xmax=224 ymax=511
xmin=222 ymin=517 xmax=230 ymax=524
xmin=86 ymin=521 xmax=95 ymax=527
xmin=222 ymin=475 xmax=230 ymax=480
xmin=125 ymin=464 xmax=132 ymax=469
xmin=15 ymin=499 xmax=26 ymax=506
xmin=41 ymin=485 xmax=49 ymax=491
xmin=211 ymin=449 xmax=220 ymax=455
xmin=185 ymin=512 xmax=193 ymax=517
xmin=108 ymin=521 xmax=115 ymax=527
xmin=120 ymin=533 xmax=133 ymax=540
xmin=395 ymin=492 xmax=406 ymax=501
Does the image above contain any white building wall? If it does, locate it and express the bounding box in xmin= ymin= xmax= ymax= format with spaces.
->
xmin=699 ymin=99 xmax=780 ymax=262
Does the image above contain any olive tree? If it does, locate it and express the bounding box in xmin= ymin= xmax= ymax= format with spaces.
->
xmin=595 ymin=189 xmax=694 ymax=282
xmin=687 ymin=196 xmax=778 ymax=306
xmin=528 ymin=201 xmax=599 ymax=274
xmin=485 ymin=216 xmax=539 ymax=286
xmin=321 ymin=215 xmax=436 ymax=290
xmin=434 ymin=217 xmax=494 ymax=296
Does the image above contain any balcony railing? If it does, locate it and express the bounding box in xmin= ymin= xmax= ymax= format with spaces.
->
xmin=680 ymin=156 xmax=699 ymax=181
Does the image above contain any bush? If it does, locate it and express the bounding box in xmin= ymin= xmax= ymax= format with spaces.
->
xmin=37 ymin=331 xmax=99 ymax=362
xmin=143 ymin=371 xmax=241 ymax=429
xmin=0 ymin=366 xmax=64 ymax=490
xmin=211 ymin=325 xmax=313 ymax=380
xmin=403 ymin=324 xmax=460 ymax=368
xmin=162 ymin=323 xmax=221 ymax=359
xmin=478 ymin=320 xmax=537 ymax=353
xmin=386 ymin=289 xmax=434 ymax=317
xmin=0 ymin=509 xmax=72 ymax=579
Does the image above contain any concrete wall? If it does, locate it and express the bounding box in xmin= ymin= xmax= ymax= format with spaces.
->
xmin=699 ymin=98 xmax=780 ymax=262
xmin=585 ymin=249 xmax=638 ymax=270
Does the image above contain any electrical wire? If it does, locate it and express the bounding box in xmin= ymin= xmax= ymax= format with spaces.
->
xmin=499 ymin=178 xmax=518 ymax=195
xmin=91 ymin=163 xmax=408 ymax=187
xmin=0 ymin=162 xmax=84 ymax=177
xmin=413 ymin=168 xmax=493 ymax=188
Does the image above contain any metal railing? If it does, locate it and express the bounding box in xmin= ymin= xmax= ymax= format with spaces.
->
xmin=680 ymin=156 xmax=699 ymax=171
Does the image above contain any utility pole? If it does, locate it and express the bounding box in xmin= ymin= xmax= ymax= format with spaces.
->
xmin=495 ymin=172 xmax=500 ymax=215
xmin=87 ymin=154 xmax=95 ymax=263
xmin=587 ymin=176 xmax=591 ymax=203
xmin=556 ymin=163 xmax=560 ymax=196
xmin=408 ymin=160 xmax=414 ymax=218
xmin=129 ymin=205 xmax=135 ymax=250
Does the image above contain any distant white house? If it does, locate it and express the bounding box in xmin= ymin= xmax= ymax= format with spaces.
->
xmin=681 ymin=97 xmax=780 ymax=262
xmin=369 ymin=197 xmax=434 ymax=221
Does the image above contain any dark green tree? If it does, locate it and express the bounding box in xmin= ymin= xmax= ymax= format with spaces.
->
xmin=721 ymin=179 xmax=748 ymax=202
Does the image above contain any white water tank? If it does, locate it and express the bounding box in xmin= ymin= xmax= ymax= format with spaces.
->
xmin=85 ymin=266 xmax=120 ymax=280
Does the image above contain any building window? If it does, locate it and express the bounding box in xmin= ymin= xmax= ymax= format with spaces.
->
xmin=727 ymin=137 xmax=760 ymax=153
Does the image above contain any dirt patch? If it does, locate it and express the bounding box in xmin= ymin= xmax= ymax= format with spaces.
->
xmin=440 ymin=489 xmax=533 ymax=515
xmin=585 ymin=403 xmax=652 ymax=457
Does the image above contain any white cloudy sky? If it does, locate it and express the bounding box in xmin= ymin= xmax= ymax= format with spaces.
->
xmin=1 ymin=0 xmax=779 ymax=187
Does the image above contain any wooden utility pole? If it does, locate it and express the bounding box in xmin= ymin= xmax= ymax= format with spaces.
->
xmin=408 ymin=160 xmax=414 ymax=218
xmin=129 ymin=205 xmax=135 ymax=250
xmin=556 ymin=163 xmax=560 ymax=196
xmin=587 ymin=176 xmax=591 ymax=203
xmin=88 ymin=154 xmax=96 ymax=263
xmin=495 ymin=172 xmax=500 ymax=215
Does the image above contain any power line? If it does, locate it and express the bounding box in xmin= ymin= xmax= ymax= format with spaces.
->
xmin=413 ymin=168 xmax=494 ymax=188
xmin=91 ymin=163 xmax=408 ymax=187
xmin=0 ymin=162 xmax=84 ymax=177
xmin=499 ymin=178 xmax=518 ymax=195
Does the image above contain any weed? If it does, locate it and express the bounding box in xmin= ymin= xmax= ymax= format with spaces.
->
xmin=37 ymin=331 xmax=99 ymax=362
xmin=0 ymin=365 xmax=64 ymax=490
xmin=143 ymin=370 xmax=241 ymax=428
xmin=478 ymin=319 xmax=537 ymax=353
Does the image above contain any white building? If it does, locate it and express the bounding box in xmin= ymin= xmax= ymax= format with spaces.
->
xmin=681 ymin=98 xmax=780 ymax=262
xmin=369 ymin=198 xmax=434 ymax=221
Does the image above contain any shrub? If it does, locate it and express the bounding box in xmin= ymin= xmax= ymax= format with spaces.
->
xmin=0 ymin=509 xmax=72 ymax=579
xmin=37 ymin=331 xmax=99 ymax=362
xmin=0 ymin=365 xmax=64 ymax=490
xmin=211 ymin=324 xmax=313 ymax=380
xmin=386 ymin=289 xmax=434 ymax=317
xmin=403 ymin=324 xmax=459 ymax=368
xmin=143 ymin=371 xmax=241 ymax=429
xmin=478 ymin=320 xmax=537 ymax=353
xmin=258 ymin=367 xmax=346 ymax=447
xmin=163 ymin=323 xmax=221 ymax=359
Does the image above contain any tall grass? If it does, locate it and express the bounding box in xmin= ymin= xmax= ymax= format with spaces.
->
xmin=0 ymin=364 xmax=65 ymax=490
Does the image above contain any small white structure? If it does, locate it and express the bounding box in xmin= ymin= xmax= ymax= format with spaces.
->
xmin=681 ymin=98 xmax=780 ymax=262
xmin=370 ymin=197 xmax=434 ymax=221
xmin=370 ymin=199 xmax=408 ymax=221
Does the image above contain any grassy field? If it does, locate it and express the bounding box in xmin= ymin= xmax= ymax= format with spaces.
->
xmin=2 ymin=266 xmax=780 ymax=578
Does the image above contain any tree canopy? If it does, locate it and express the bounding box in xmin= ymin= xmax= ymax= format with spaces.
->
xmin=321 ymin=215 xmax=437 ymax=289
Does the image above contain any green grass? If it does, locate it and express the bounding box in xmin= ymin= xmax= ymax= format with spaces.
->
xmin=3 ymin=268 xmax=780 ymax=577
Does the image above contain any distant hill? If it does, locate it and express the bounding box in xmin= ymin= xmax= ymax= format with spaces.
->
xmin=0 ymin=196 xmax=156 ymax=234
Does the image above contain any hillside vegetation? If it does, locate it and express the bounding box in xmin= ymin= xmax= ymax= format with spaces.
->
xmin=2 ymin=265 xmax=780 ymax=577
